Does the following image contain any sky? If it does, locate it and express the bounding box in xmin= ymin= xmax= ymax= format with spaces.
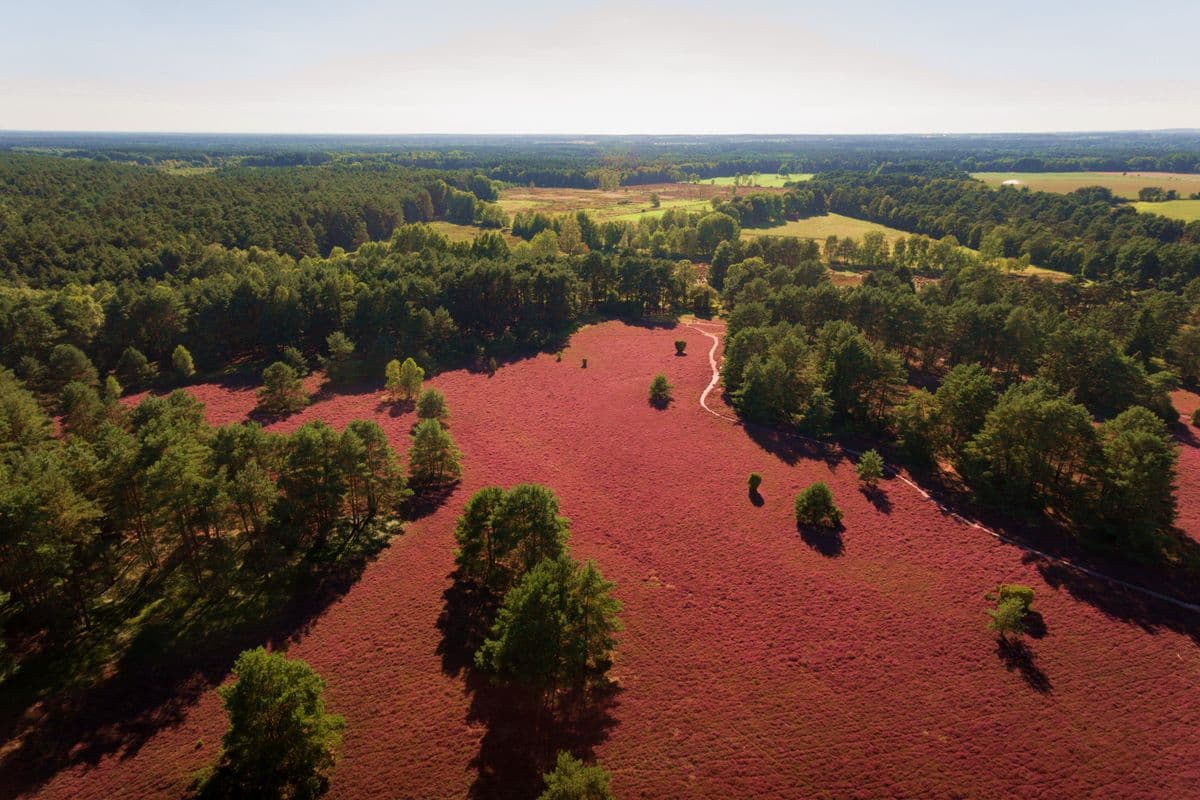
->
xmin=2 ymin=0 xmax=1198 ymax=134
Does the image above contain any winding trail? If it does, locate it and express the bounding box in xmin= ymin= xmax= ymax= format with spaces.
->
xmin=685 ymin=320 xmax=1200 ymax=615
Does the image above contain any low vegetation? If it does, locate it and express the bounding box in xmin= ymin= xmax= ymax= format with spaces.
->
xmin=648 ymin=374 xmax=673 ymax=408
xmin=794 ymin=482 xmax=842 ymax=528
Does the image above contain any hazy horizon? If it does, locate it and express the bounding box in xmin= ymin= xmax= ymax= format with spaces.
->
xmin=4 ymin=0 xmax=1199 ymax=135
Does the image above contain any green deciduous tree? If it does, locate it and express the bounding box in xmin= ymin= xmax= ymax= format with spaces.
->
xmin=986 ymin=584 xmax=1035 ymax=640
xmin=386 ymin=357 xmax=424 ymax=403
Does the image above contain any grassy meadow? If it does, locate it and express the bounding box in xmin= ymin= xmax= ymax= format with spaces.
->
xmin=1132 ymin=199 xmax=1200 ymax=222
xmin=697 ymin=173 xmax=813 ymax=187
xmin=974 ymin=171 xmax=1200 ymax=199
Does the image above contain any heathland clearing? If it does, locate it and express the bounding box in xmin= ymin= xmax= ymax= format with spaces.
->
xmin=19 ymin=320 xmax=1200 ymax=800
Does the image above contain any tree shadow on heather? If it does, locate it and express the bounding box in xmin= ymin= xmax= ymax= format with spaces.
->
xmin=995 ymin=637 xmax=1052 ymax=694
xmin=435 ymin=571 xmax=499 ymax=679
xmin=436 ymin=572 xmax=620 ymax=799
xmin=860 ymin=484 xmax=892 ymax=514
xmin=743 ymin=421 xmax=842 ymax=468
xmin=464 ymin=680 xmax=620 ymax=800
xmin=748 ymin=488 xmax=765 ymax=507
xmin=1032 ymin=558 xmax=1200 ymax=647
xmin=0 ymin=529 xmax=394 ymax=800
xmin=405 ymin=480 xmax=460 ymax=521
xmin=798 ymin=522 xmax=845 ymax=557
xmin=311 ymin=379 xmax=379 ymax=404
xmin=374 ymin=397 xmax=414 ymax=418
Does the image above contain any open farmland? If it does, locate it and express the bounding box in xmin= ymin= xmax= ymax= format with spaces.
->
xmin=1132 ymin=199 xmax=1200 ymax=222
xmin=12 ymin=320 xmax=1200 ymax=800
xmin=973 ymin=171 xmax=1200 ymax=199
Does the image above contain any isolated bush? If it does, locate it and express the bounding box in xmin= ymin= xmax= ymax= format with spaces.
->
xmin=855 ymin=449 xmax=884 ymax=488
xmin=257 ymin=361 xmax=308 ymax=415
xmin=537 ymin=751 xmax=615 ymax=800
xmin=986 ymin=584 xmax=1035 ymax=639
xmin=581 ymin=357 xmax=588 ymax=369
xmin=209 ymin=647 xmax=343 ymax=800
xmin=416 ymin=387 xmax=450 ymax=424
xmin=172 ymin=344 xmax=196 ymax=380
xmin=649 ymin=374 xmax=673 ymax=408
xmin=795 ymin=482 xmax=841 ymax=528
xmin=674 ymin=340 xmax=687 ymax=356
xmin=1192 ymin=407 xmax=1200 ymax=427
xmin=748 ymin=472 xmax=763 ymax=493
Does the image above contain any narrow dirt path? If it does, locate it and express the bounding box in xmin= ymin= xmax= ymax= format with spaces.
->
xmin=685 ymin=320 xmax=1200 ymax=615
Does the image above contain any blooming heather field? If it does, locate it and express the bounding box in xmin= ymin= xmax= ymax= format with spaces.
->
xmin=20 ymin=321 xmax=1200 ymax=800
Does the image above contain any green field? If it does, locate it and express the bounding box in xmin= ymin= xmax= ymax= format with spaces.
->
xmin=426 ymin=221 xmax=522 ymax=245
xmin=745 ymin=213 xmax=1072 ymax=281
xmin=601 ymin=198 xmax=712 ymax=222
xmin=1132 ymin=199 xmax=1200 ymax=222
xmin=698 ymin=173 xmax=812 ymax=188
xmin=973 ymin=171 xmax=1200 ymax=200
xmin=743 ymin=213 xmax=911 ymax=244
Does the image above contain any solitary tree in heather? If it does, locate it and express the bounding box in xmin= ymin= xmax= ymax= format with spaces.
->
xmin=674 ymin=340 xmax=687 ymax=356
xmin=416 ymin=387 xmax=450 ymax=424
xmin=408 ymin=418 xmax=462 ymax=486
xmin=210 ymin=648 xmax=344 ymax=800
xmin=986 ymin=584 xmax=1035 ymax=640
xmin=795 ymin=482 xmax=841 ymax=528
xmin=649 ymin=374 xmax=673 ymax=408
xmin=257 ymin=361 xmax=308 ymax=415
xmin=855 ymin=449 xmax=884 ymax=488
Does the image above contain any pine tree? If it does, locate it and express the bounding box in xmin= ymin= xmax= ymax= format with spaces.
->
xmin=407 ymin=418 xmax=462 ymax=486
